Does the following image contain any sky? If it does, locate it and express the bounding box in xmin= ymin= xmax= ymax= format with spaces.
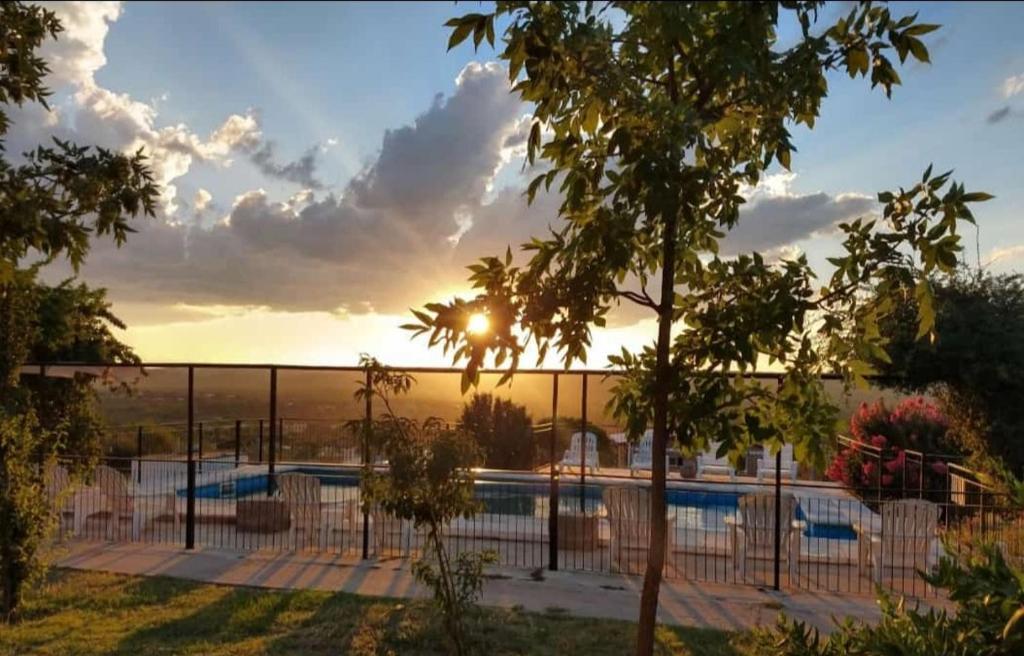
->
xmin=10 ymin=1 xmax=1024 ymax=368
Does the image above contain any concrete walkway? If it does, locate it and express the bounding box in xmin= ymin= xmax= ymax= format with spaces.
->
xmin=55 ymin=541 xmax=915 ymax=634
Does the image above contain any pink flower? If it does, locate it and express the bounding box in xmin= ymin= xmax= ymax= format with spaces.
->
xmin=930 ymin=461 xmax=949 ymax=475
xmin=881 ymin=474 xmax=894 ymax=487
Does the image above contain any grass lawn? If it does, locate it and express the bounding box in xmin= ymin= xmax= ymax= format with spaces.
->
xmin=0 ymin=569 xmax=753 ymax=655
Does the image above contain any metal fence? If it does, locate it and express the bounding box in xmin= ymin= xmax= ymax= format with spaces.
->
xmin=31 ymin=361 xmax=1024 ymax=599
xmin=49 ymin=450 xmax=1024 ymax=600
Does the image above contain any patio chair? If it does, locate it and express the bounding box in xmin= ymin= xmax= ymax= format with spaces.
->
xmin=853 ymin=498 xmax=940 ymax=590
xmin=82 ymin=465 xmax=135 ymax=541
xmin=558 ymin=432 xmax=599 ymax=474
xmin=372 ymin=506 xmax=415 ymax=557
xmin=45 ymin=463 xmax=76 ymax=535
xmin=725 ymin=492 xmax=803 ymax=582
xmin=603 ymin=485 xmax=676 ymax=575
xmin=695 ymin=441 xmax=735 ymax=480
xmin=755 ymin=443 xmax=799 ymax=482
xmin=629 ymin=430 xmax=672 ymax=477
xmin=278 ymin=472 xmax=322 ymax=550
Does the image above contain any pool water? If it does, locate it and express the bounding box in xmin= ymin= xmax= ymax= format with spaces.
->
xmin=184 ymin=467 xmax=856 ymax=541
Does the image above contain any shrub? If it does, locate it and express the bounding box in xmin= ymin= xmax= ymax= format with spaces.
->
xmin=459 ymin=394 xmax=535 ymax=470
xmin=827 ymin=397 xmax=956 ymax=495
xmin=753 ymin=544 xmax=1024 ymax=656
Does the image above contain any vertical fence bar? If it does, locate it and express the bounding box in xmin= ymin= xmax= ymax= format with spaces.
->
xmin=773 ymin=448 xmax=782 ymax=591
xmin=258 ymin=420 xmax=264 ymax=462
xmin=136 ymin=426 xmax=143 ymax=483
xmin=549 ymin=372 xmax=560 ymax=571
xmin=234 ymin=419 xmax=241 ymax=468
xmin=267 ymin=367 xmax=277 ymax=496
xmin=279 ymin=417 xmax=285 ymax=462
xmin=362 ymin=366 xmax=372 ymax=560
xmin=198 ymin=421 xmax=204 ymax=472
xmin=185 ymin=366 xmax=196 ymax=550
xmin=580 ymin=372 xmax=588 ymax=514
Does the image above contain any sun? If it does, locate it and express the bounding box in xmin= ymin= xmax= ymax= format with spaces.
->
xmin=466 ymin=312 xmax=490 ymax=335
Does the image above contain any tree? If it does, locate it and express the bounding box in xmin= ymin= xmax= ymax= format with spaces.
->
xmin=875 ymin=270 xmax=1024 ymax=476
xmin=0 ymin=2 xmax=157 ymax=619
xmin=407 ymin=3 xmax=989 ymax=653
xmin=357 ymin=357 xmax=496 ymax=656
xmin=459 ymin=393 xmax=535 ymax=470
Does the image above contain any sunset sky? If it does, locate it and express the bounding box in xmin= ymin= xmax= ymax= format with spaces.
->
xmin=12 ymin=2 xmax=1024 ymax=367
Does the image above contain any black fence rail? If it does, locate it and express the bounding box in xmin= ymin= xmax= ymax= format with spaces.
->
xmin=46 ymin=453 xmax=1024 ymax=600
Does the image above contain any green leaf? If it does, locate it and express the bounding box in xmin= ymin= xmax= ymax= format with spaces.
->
xmin=447 ymin=20 xmax=475 ymax=51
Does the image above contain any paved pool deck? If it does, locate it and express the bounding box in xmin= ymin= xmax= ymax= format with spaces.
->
xmin=56 ymin=541 xmax=935 ymax=634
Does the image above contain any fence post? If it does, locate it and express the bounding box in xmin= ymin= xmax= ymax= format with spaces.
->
xmin=234 ymin=419 xmax=241 ymax=468
xmin=136 ymin=425 xmax=143 ymax=484
xmin=267 ymin=367 xmax=277 ymax=497
xmin=198 ymin=421 xmax=204 ymax=474
xmin=549 ymin=372 xmax=560 ymax=571
xmin=773 ymin=448 xmax=782 ymax=591
xmin=579 ymin=372 xmax=588 ymax=514
xmin=258 ymin=420 xmax=264 ymax=462
xmin=362 ymin=366 xmax=372 ymax=560
xmin=185 ymin=366 xmax=196 ymax=550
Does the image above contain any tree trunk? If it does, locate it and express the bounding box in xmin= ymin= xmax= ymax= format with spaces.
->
xmin=635 ymin=208 xmax=678 ymax=656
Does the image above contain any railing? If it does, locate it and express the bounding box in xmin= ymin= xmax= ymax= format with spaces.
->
xmin=49 ymin=452 xmax=1024 ymax=600
xmin=30 ymin=361 xmax=1024 ymax=597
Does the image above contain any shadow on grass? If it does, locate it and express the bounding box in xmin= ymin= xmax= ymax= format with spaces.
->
xmin=115 ymin=585 xmax=301 ymax=654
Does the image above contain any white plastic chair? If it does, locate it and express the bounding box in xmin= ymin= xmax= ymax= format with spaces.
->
xmin=46 ymin=463 xmax=75 ymax=535
xmin=756 ymin=443 xmax=799 ymax=482
xmin=603 ymin=485 xmax=676 ymax=575
xmin=558 ymin=432 xmax=599 ymax=474
xmin=629 ymin=430 xmax=671 ymax=477
xmin=696 ymin=441 xmax=735 ymax=480
xmin=76 ymin=465 xmax=135 ymax=541
xmin=725 ymin=492 xmax=803 ymax=582
xmin=854 ymin=498 xmax=940 ymax=590
xmin=278 ymin=472 xmax=322 ymax=550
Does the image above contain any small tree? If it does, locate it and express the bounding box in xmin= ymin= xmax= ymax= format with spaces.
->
xmin=459 ymin=393 xmax=535 ymax=470
xmin=357 ymin=357 xmax=496 ymax=656
xmin=875 ymin=271 xmax=1024 ymax=477
xmin=408 ymin=4 xmax=988 ymax=653
xmin=0 ymin=2 xmax=157 ymax=620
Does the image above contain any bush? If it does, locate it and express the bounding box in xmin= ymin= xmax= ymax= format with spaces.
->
xmin=459 ymin=394 xmax=535 ymax=470
xmin=875 ymin=271 xmax=1024 ymax=477
xmin=753 ymin=544 xmax=1024 ymax=656
xmin=826 ymin=397 xmax=956 ymax=495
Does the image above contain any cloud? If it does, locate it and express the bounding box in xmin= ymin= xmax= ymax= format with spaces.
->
xmin=987 ymin=106 xmax=1012 ymax=124
xmin=721 ymin=174 xmax=874 ymax=255
xmin=63 ymin=61 xmax=527 ymax=313
xmin=247 ymin=141 xmax=324 ymax=189
xmin=1003 ymin=73 xmax=1024 ymax=99
xmin=193 ymin=188 xmax=213 ymax=213
xmin=985 ymin=244 xmax=1024 ymax=268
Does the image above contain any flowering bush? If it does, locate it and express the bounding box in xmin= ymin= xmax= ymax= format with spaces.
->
xmin=827 ymin=397 xmax=955 ymax=495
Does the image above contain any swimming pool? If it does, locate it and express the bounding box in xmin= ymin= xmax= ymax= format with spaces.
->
xmin=182 ymin=466 xmax=856 ymax=541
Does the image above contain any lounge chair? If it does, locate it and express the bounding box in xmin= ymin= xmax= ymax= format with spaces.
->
xmin=853 ymin=499 xmax=940 ymax=591
xmin=755 ymin=443 xmax=799 ymax=482
xmin=372 ymin=506 xmax=414 ymax=557
xmin=80 ymin=465 xmax=135 ymax=541
xmin=278 ymin=472 xmax=322 ymax=550
xmin=629 ymin=430 xmax=671 ymax=477
xmin=725 ymin=492 xmax=803 ymax=582
xmin=696 ymin=441 xmax=735 ymax=480
xmin=603 ymin=485 xmax=675 ymax=575
xmin=45 ymin=463 xmax=76 ymax=535
xmin=558 ymin=432 xmax=599 ymax=474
